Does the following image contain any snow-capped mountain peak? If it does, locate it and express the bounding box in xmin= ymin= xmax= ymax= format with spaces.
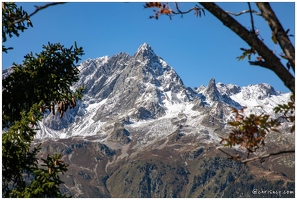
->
xmin=37 ymin=43 xmax=196 ymax=136
xmin=3 ymin=43 xmax=289 ymax=142
xmin=136 ymin=42 xmax=152 ymax=53
xmin=241 ymin=83 xmax=280 ymax=100
xmin=134 ymin=43 xmax=158 ymax=62
xmin=3 ymin=44 xmax=294 ymax=198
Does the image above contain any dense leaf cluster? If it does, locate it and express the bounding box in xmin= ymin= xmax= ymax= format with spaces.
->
xmin=2 ymin=104 xmax=42 ymax=197
xmin=2 ymin=104 xmax=69 ymax=197
xmin=2 ymin=42 xmax=84 ymax=128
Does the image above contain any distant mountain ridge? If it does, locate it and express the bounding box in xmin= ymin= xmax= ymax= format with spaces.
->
xmin=2 ymin=43 xmax=290 ymax=140
xmin=2 ymin=43 xmax=294 ymax=198
xmin=31 ymin=43 xmax=289 ymax=140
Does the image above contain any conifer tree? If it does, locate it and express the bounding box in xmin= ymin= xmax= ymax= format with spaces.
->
xmin=2 ymin=2 xmax=84 ymax=197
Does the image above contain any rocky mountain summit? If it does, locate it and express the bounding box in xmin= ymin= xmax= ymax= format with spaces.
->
xmin=35 ymin=43 xmax=290 ymax=141
xmin=3 ymin=43 xmax=294 ymax=197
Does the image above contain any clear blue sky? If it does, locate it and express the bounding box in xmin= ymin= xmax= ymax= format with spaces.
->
xmin=2 ymin=2 xmax=295 ymax=93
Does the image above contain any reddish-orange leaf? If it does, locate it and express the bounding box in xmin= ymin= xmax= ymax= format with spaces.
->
xmin=144 ymin=2 xmax=162 ymax=8
xmin=161 ymin=8 xmax=172 ymax=15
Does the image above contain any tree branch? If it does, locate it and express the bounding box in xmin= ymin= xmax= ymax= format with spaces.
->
xmin=241 ymin=150 xmax=295 ymax=163
xmin=172 ymin=3 xmax=261 ymax=19
xmin=247 ymin=3 xmax=255 ymax=34
xmin=225 ymin=9 xmax=261 ymax=17
xmin=225 ymin=10 xmax=262 ymax=16
xmin=256 ymin=3 xmax=295 ymax=73
xmin=199 ymin=2 xmax=295 ymax=94
xmin=248 ymin=60 xmax=270 ymax=68
xmin=11 ymin=2 xmax=66 ymax=26
xmin=217 ymin=147 xmax=295 ymax=163
xmin=217 ymin=147 xmax=242 ymax=161
xmin=172 ymin=3 xmax=204 ymax=16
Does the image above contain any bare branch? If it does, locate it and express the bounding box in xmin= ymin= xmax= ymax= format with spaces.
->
xmin=248 ymin=60 xmax=270 ymax=69
xmin=173 ymin=3 xmax=195 ymax=15
xmin=217 ymin=147 xmax=295 ymax=164
xmin=225 ymin=9 xmax=261 ymax=17
xmin=172 ymin=3 xmax=204 ymax=17
xmin=10 ymin=2 xmax=66 ymax=26
xmin=241 ymin=150 xmax=295 ymax=163
xmin=256 ymin=2 xmax=295 ymax=73
xmin=247 ymin=3 xmax=255 ymax=34
xmin=217 ymin=147 xmax=242 ymax=161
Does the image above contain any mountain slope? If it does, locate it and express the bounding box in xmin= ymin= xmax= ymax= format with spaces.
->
xmin=3 ymin=43 xmax=294 ymax=197
xmin=35 ymin=43 xmax=290 ymax=142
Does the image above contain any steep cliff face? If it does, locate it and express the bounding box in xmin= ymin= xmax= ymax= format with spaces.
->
xmin=203 ymin=78 xmax=222 ymax=102
xmin=37 ymin=43 xmax=196 ymax=139
xmin=4 ymin=43 xmax=293 ymax=197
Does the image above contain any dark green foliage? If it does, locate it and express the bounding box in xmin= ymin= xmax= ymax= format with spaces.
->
xmin=11 ymin=154 xmax=69 ymax=198
xmin=2 ymin=3 xmax=84 ymax=197
xmin=2 ymin=2 xmax=33 ymax=52
xmin=2 ymin=104 xmax=69 ymax=197
xmin=2 ymin=42 xmax=84 ymax=128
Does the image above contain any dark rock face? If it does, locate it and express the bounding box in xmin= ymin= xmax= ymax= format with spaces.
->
xmin=199 ymin=78 xmax=241 ymax=109
xmin=191 ymin=97 xmax=204 ymax=111
xmin=109 ymin=122 xmax=131 ymax=144
xmin=136 ymin=107 xmax=153 ymax=120
xmin=110 ymin=128 xmax=131 ymax=144
xmin=203 ymin=78 xmax=222 ymax=102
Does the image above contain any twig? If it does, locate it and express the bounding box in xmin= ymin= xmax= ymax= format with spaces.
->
xmin=172 ymin=3 xmax=203 ymax=16
xmin=11 ymin=2 xmax=66 ymax=26
xmin=248 ymin=60 xmax=269 ymax=68
xmin=217 ymin=147 xmax=295 ymax=164
xmin=247 ymin=2 xmax=255 ymax=34
xmin=241 ymin=150 xmax=295 ymax=163
xmin=173 ymin=2 xmax=183 ymax=14
xmin=225 ymin=9 xmax=261 ymax=16
xmin=173 ymin=3 xmax=262 ymax=17
xmin=217 ymin=147 xmax=242 ymax=161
